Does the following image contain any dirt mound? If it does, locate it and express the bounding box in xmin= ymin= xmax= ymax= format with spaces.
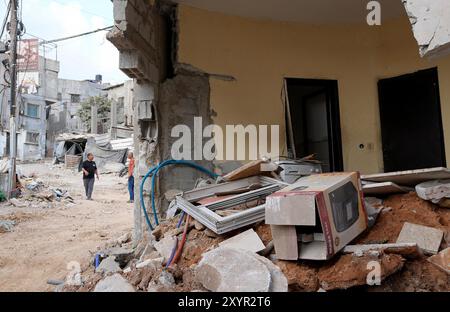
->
xmin=357 ymin=192 xmax=448 ymax=244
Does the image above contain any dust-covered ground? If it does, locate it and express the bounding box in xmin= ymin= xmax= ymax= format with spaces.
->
xmin=0 ymin=161 xmax=133 ymax=291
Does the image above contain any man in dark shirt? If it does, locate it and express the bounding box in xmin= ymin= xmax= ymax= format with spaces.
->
xmin=82 ymin=153 xmax=99 ymax=200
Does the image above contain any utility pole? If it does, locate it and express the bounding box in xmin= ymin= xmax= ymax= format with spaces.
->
xmin=7 ymin=0 xmax=18 ymax=198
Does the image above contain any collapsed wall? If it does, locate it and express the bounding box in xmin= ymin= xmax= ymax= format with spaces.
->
xmin=402 ymin=0 xmax=450 ymax=59
xmin=107 ymin=0 xmax=214 ymax=240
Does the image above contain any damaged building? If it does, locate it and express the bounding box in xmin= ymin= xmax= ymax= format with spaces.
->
xmin=106 ymin=0 xmax=450 ymax=241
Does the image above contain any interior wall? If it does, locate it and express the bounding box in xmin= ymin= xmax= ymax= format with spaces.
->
xmin=177 ymin=4 xmax=450 ymax=174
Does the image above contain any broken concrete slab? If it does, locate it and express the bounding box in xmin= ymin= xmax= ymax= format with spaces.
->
xmin=93 ymin=274 xmax=135 ymax=292
xmin=117 ymin=232 xmax=132 ymax=245
xmin=0 ymin=220 xmax=15 ymax=233
xmin=416 ymin=179 xmax=450 ymax=204
xmin=195 ymin=247 xmax=271 ymax=292
xmin=427 ymin=247 xmax=450 ymax=274
xmin=343 ymin=243 xmax=421 ymax=258
xmin=249 ymin=253 xmax=288 ymax=292
xmin=158 ymin=271 xmax=176 ymax=287
xmin=136 ymin=257 xmax=164 ymax=270
xmin=154 ymin=236 xmax=177 ymax=262
xmin=95 ymin=256 xmax=122 ymax=274
xmin=102 ymin=247 xmax=134 ymax=267
xmin=396 ymin=222 xmax=444 ymax=255
xmin=362 ymin=182 xmax=413 ymax=196
xmin=402 ymin=0 xmax=450 ymax=59
xmin=219 ymin=229 xmax=265 ymax=253
xmin=362 ymin=167 xmax=450 ymax=187
xmin=9 ymin=198 xmax=27 ymax=207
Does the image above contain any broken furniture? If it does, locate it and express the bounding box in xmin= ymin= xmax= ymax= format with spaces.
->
xmin=174 ymin=176 xmax=288 ymax=235
xmin=222 ymin=159 xmax=280 ymax=182
xmin=266 ymin=172 xmax=367 ymax=260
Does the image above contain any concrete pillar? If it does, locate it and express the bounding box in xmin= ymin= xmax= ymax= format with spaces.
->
xmin=111 ymin=99 xmax=118 ymax=140
xmin=133 ymin=81 xmax=157 ymax=245
xmin=91 ymin=103 xmax=98 ymax=134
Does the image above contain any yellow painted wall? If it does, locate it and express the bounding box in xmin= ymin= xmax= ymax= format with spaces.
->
xmin=177 ymin=5 xmax=450 ymax=174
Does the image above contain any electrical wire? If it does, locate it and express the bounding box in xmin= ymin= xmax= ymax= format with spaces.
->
xmin=39 ymin=26 xmax=113 ymax=45
xmin=167 ymin=214 xmax=191 ymax=268
xmin=165 ymin=212 xmax=186 ymax=269
xmin=0 ymin=0 xmax=10 ymax=39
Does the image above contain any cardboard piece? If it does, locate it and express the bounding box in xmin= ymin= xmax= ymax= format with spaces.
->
xmin=219 ymin=229 xmax=266 ymax=253
xmin=396 ymin=222 xmax=444 ymax=255
xmin=266 ymin=172 xmax=367 ymax=260
xmin=427 ymin=247 xmax=450 ymax=274
xmin=270 ymin=225 xmax=298 ymax=261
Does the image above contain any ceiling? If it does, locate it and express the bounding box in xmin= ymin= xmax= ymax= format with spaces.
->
xmin=174 ymin=0 xmax=406 ymax=24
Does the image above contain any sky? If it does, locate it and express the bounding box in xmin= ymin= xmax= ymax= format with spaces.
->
xmin=0 ymin=0 xmax=128 ymax=84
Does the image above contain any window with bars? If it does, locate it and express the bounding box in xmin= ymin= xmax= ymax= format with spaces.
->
xmin=70 ymin=94 xmax=81 ymax=103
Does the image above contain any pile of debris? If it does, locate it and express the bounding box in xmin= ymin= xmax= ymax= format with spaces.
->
xmin=60 ymin=161 xmax=449 ymax=292
xmin=6 ymin=173 xmax=75 ymax=210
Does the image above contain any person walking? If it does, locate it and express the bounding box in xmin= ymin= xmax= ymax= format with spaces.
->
xmin=127 ymin=152 xmax=135 ymax=203
xmin=82 ymin=153 xmax=99 ymax=200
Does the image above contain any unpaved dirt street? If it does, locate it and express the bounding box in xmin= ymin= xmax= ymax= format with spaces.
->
xmin=0 ymin=161 xmax=133 ymax=292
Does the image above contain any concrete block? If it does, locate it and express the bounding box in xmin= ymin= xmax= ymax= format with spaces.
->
xmin=0 ymin=220 xmax=15 ymax=233
xmin=103 ymin=247 xmax=134 ymax=267
xmin=195 ymin=247 xmax=271 ymax=292
xmin=219 ymin=229 xmax=266 ymax=253
xmin=427 ymin=247 xmax=450 ymax=274
xmin=94 ymin=274 xmax=135 ymax=292
xmin=154 ymin=236 xmax=177 ymax=262
xmin=416 ymin=179 xmax=450 ymax=203
xmin=396 ymin=222 xmax=444 ymax=255
xmin=136 ymin=257 xmax=164 ymax=270
xmin=95 ymin=256 xmax=122 ymax=274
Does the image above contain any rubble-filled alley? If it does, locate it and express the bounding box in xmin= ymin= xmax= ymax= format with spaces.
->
xmin=0 ymin=162 xmax=133 ymax=291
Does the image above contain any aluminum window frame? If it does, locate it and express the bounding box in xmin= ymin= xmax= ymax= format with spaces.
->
xmin=175 ymin=176 xmax=288 ymax=234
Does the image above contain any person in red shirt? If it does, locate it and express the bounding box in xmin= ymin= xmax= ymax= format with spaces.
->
xmin=127 ymin=152 xmax=135 ymax=203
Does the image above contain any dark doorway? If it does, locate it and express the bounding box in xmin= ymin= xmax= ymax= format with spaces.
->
xmin=285 ymin=78 xmax=343 ymax=172
xmin=378 ymin=67 xmax=446 ymax=172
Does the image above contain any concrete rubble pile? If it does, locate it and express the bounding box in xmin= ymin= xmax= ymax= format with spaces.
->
xmin=6 ymin=171 xmax=76 ymax=210
xmin=60 ymin=161 xmax=449 ymax=292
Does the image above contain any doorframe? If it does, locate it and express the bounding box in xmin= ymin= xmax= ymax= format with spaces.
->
xmin=284 ymin=78 xmax=344 ymax=172
xmin=378 ymin=67 xmax=446 ymax=171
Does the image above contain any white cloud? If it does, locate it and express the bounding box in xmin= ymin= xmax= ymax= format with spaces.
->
xmin=21 ymin=0 xmax=128 ymax=84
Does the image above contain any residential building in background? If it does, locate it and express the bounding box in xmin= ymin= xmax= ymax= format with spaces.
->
xmin=103 ymin=80 xmax=134 ymax=140
xmin=0 ymin=38 xmax=133 ymax=161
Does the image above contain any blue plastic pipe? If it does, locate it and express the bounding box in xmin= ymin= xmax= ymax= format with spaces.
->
xmin=140 ymin=160 xmax=218 ymax=232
